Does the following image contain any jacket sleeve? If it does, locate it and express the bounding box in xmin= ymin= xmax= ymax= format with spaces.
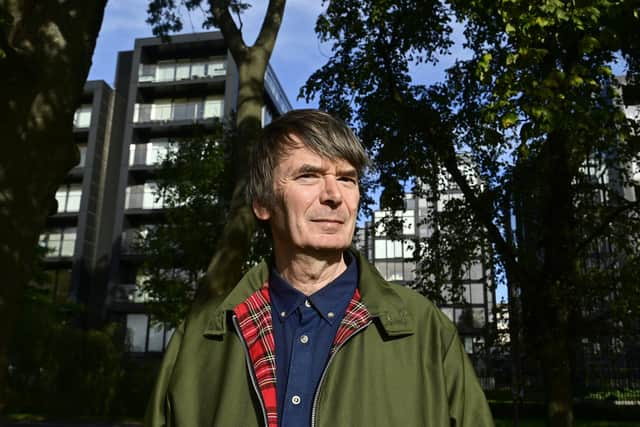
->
xmin=443 ymin=333 xmax=495 ymax=427
xmin=144 ymin=321 xmax=185 ymax=427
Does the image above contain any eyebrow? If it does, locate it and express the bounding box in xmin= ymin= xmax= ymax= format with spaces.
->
xmin=294 ymin=163 xmax=358 ymax=178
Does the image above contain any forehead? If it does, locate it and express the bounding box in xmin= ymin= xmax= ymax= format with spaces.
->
xmin=276 ymin=143 xmax=356 ymax=173
xmin=276 ymin=135 xmax=356 ymax=172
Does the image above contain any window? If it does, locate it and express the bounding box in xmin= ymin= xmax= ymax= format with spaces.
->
xmin=153 ymin=99 xmax=172 ymax=121
xmin=126 ymin=313 xmax=175 ymax=353
xmin=190 ymin=61 xmax=205 ymax=78
xmin=134 ymin=97 xmax=222 ymax=123
xmin=373 ymin=261 xmax=415 ymax=282
xmin=373 ymin=209 xmax=415 ymax=237
xmin=374 ymin=239 xmax=413 ymax=259
xmin=73 ymin=105 xmax=92 ymax=128
xmin=156 ymin=60 xmax=176 ymax=82
xmin=262 ymin=106 xmax=273 ymax=126
xmin=143 ymin=182 xmax=164 ymax=209
xmin=129 ymin=143 xmax=147 ymax=166
xmin=55 ymin=184 xmax=82 ymax=213
xmin=147 ymin=140 xmax=172 ymax=165
xmin=138 ymin=64 xmax=155 ymax=82
xmin=138 ymin=59 xmax=227 ymax=83
xmin=130 ymin=140 xmax=174 ymax=166
xmin=203 ymin=96 xmax=223 ymax=118
xmin=125 ymin=185 xmax=144 ymax=209
xmin=440 ymin=307 xmax=454 ymax=322
xmin=39 ymin=228 xmax=77 ymax=257
xmin=126 ymin=183 xmax=165 ymax=210
xmin=76 ymin=144 xmax=87 ymax=167
xmin=175 ymin=60 xmax=190 ymax=80
xmin=469 ymin=283 xmax=485 ymax=304
xmin=206 ymin=58 xmax=226 ymax=77
xmin=126 ymin=314 xmax=148 ymax=352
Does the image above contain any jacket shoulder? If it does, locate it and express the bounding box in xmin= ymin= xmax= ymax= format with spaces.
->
xmin=387 ymin=283 xmax=459 ymax=345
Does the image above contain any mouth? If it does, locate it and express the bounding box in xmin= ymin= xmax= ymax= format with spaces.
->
xmin=311 ymin=219 xmax=345 ymax=224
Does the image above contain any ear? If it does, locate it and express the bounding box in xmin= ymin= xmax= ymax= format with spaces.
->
xmin=252 ymin=199 xmax=272 ymax=221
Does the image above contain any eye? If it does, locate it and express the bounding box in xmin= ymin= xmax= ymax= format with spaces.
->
xmin=296 ymin=173 xmax=320 ymax=181
xmin=338 ymin=176 xmax=358 ymax=185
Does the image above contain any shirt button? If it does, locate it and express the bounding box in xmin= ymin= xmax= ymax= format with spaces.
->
xmin=280 ymin=311 xmax=286 ymax=317
xmin=291 ymin=395 xmax=301 ymax=405
xmin=327 ymin=311 xmax=335 ymax=318
xmin=300 ymin=334 xmax=309 ymax=344
xmin=304 ymin=299 xmax=312 ymax=308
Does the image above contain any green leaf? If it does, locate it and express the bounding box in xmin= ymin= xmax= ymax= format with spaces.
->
xmin=501 ymin=112 xmax=519 ymax=128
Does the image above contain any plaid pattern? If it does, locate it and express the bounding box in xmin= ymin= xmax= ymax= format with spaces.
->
xmin=234 ymin=284 xmax=278 ymax=427
xmin=331 ymin=288 xmax=371 ymax=355
xmin=234 ymin=285 xmax=371 ymax=427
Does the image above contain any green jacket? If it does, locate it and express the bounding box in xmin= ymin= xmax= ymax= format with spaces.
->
xmin=145 ymin=250 xmax=495 ymax=427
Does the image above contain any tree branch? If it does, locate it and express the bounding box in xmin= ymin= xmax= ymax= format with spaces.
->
xmin=253 ymin=0 xmax=286 ymax=58
xmin=576 ymin=198 xmax=640 ymax=255
xmin=209 ymin=0 xmax=247 ymax=61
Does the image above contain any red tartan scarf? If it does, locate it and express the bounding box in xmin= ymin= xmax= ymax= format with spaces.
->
xmin=233 ymin=282 xmax=371 ymax=427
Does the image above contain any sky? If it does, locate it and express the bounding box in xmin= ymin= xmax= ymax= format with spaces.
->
xmin=88 ymin=0 xmax=329 ymax=108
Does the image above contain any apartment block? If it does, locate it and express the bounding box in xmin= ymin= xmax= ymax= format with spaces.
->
xmin=357 ymin=185 xmax=496 ymax=366
xmin=39 ymin=31 xmax=291 ymax=352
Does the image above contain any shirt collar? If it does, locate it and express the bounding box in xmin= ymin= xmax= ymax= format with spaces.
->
xmin=269 ymin=252 xmax=358 ymax=325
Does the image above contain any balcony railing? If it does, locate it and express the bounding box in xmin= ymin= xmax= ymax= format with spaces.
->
xmin=138 ymin=60 xmax=226 ymax=84
xmin=133 ymin=100 xmax=223 ymax=124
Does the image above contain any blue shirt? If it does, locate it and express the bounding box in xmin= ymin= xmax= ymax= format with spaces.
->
xmin=269 ymin=253 xmax=358 ymax=427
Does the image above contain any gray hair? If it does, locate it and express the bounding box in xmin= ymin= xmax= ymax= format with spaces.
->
xmin=248 ymin=109 xmax=370 ymax=209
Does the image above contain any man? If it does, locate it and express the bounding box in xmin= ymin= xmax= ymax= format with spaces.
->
xmin=145 ymin=109 xmax=494 ymax=427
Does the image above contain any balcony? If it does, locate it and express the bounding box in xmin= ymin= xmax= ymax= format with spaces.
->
xmin=132 ymin=99 xmax=223 ymax=130
xmin=137 ymin=60 xmax=227 ymax=98
xmin=139 ymin=59 xmax=226 ymax=84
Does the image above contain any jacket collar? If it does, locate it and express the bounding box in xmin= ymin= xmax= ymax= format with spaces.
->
xmin=203 ymin=248 xmax=414 ymax=337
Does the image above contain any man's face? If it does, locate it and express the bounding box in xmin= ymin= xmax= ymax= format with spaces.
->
xmin=253 ymin=137 xmax=360 ymax=258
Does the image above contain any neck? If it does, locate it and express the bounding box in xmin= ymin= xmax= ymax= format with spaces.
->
xmin=274 ymin=250 xmax=348 ymax=296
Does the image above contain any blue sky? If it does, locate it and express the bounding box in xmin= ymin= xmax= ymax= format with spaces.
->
xmin=89 ymin=0 xmax=328 ymax=108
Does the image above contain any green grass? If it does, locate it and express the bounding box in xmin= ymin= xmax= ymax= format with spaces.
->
xmin=495 ymin=420 xmax=639 ymax=427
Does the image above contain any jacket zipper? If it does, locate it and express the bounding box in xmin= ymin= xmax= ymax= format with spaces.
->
xmin=232 ymin=314 xmax=269 ymax=427
xmin=310 ymin=320 xmax=372 ymax=427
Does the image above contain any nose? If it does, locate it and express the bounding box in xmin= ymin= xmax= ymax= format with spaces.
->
xmin=320 ymin=175 xmax=342 ymax=206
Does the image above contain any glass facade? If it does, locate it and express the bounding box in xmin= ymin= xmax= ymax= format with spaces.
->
xmin=133 ymin=97 xmax=223 ymax=123
xmin=55 ymin=184 xmax=82 ymax=213
xmin=137 ymin=58 xmax=227 ymax=83
xmin=126 ymin=313 xmax=174 ymax=353
xmin=129 ymin=140 xmax=175 ymax=166
xmin=125 ymin=182 xmax=166 ymax=210
xmin=73 ymin=105 xmax=92 ymax=128
xmin=39 ymin=228 xmax=77 ymax=257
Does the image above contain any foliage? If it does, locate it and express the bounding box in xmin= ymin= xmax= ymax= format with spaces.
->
xmin=0 ymin=0 xmax=108 ymax=411
xmin=7 ymin=288 xmax=124 ymax=416
xmin=146 ymin=0 xmax=286 ymax=301
xmin=303 ymin=0 xmax=640 ymax=425
xmin=136 ymin=125 xmax=229 ymax=326
xmin=137 ymin=123 xmax=271 ymax=327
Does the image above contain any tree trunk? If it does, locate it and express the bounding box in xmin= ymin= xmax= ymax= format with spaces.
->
xmin=196 ymin=0 xmax=286 ymax=302
xmin=0 ymin=0 xmax=107 ymax=413
xmin=538 ymin=130 xmax=576 ymax=427
xmin=200 ymin=58 xmax=265 ymax=299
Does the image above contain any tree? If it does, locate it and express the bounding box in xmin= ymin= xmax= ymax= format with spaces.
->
xmin=302 ymin=1 xmax=640 ymax=426
xmin=146 ymin=0 xmax=286 ymax=308
xmin=136 ymin=124 xmax=271 ymax=327
xmin=0 ymin=1 xmax=108 ymax=412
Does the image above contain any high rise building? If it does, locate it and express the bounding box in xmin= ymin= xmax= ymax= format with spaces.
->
xmin=39 ymin=32 xmax=291 ymax=352
xmin=356 ymin=182 xmax=496 ymax=369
